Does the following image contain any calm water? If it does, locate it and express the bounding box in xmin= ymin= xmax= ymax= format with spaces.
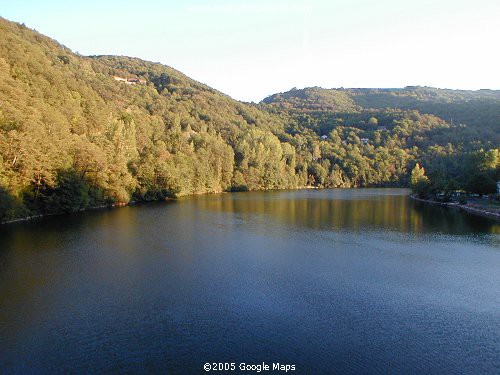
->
xmin=0 ymin=189 xmax=499 ymax=374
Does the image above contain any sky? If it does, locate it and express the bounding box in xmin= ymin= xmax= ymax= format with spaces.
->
xmin=1 ymin=0 xmax=499 ymax=102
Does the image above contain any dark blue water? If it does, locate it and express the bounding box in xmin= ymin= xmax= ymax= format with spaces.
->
xmin=0 ymin=189 xmax=499 ymax=374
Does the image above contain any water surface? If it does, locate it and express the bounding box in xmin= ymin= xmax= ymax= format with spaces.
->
xmin=0 ymin=189 xmax=499 ymax=374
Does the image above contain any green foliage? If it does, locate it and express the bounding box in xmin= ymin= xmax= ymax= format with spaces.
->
xmin=0 ymin=186 xmax=22 ymax=221
xmin=411 ymin=148 xmax=499 ymax=198
xmin=50 ymin=169 xmax=90 ymax=213
xmin=410 ymin=164 xmax=430 ymax=198
xmin=263 ymin=87 xmax=358 ymax=112
xmin=57 ymin=55 xmax=70 ymax=64
xmin=0 ymin=17 xmax=498 ymax=221
xmin=465 ymin=172 xmax=496 ymax=195
xmin=410 ymin=163 xmax=428 ymax=186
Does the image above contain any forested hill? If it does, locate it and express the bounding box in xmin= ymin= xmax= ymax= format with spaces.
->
xmin=0 ymin=17 xmax=498 ymax=222
xmin=0 ymin=17 xmax=296 ymax=221
xmin=262 ymin=86 xmax=499 ymax=199
xmin=263 ymin=86 xmax=500 ymax=141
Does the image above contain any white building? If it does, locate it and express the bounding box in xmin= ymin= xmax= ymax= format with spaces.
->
xmin=113 ymin=76 xmax=146 ymax=85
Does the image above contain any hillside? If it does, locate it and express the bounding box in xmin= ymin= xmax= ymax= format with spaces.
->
xmin=0 ymin=17 xmax=498 ymax=221
xmin=0 ymin=17 xmax=300 ymax=220
xmin=263 ymin=86 xmax=500 ymax=142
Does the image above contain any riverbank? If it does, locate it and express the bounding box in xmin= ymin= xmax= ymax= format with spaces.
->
xmin=410 ymin=195 xmax=500 ymax=221
xmin=1 ymin=186 xmax=401 ymax=225
xmin=8 ymin=188 xmax=487 ymax=226
xmin=0 ymin=201 xmax=129 ymax=225
xmin=0 ymin=199 xmax=164 ymax=225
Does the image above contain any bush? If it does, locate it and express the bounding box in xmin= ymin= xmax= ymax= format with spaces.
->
xmin=0 ymin=187 xmax=19 ymax=221
xmin=230 ymin=185 xmax=249 ymax=192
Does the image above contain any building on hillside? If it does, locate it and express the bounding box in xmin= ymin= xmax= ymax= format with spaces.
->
xmin=360 ymin=138 xmax=369 ymax=144
xmin=321 ymin=135 xmax=328 ymax=140
xmin=113 ymin=76 xmax=146 ymax=85
xmin=126 ymin=78 xmax=146 ymax=84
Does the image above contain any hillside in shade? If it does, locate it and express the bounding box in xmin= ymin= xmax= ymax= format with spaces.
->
xmin=0 ymin=17 xmax=498 ymax=221
xmin=263 ymin=86 xmax=500 ymax=140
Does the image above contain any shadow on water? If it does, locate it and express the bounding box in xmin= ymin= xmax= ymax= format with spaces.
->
xmin=410 ymin=200 xmax=500 ymax=234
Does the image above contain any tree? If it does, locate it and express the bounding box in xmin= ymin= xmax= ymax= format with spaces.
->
xmin=410 ymin=163 xmax=431 ymax=198
xmin=51 ymin=169 xmax=90 ymax=213
xmin=465 ymin=172 xmax=496 ymax=195
xmin=410 ymin=163 xmax=429 ymax=186
xmin=1 ymin=16 xmax=499 ymax=220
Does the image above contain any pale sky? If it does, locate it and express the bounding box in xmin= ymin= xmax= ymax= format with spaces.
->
xmin=2 ymin=0 xmax=499 ymax=102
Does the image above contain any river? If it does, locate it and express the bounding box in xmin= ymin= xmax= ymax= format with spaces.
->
xmin=0 ymin=189 xmax=498 ymax=373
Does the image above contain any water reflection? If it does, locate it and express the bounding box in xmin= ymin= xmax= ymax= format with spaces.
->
xmin=0 ymin=189 xmax=499 ymax=374
xmin=187 ymin=189 xmax=500 ymax=236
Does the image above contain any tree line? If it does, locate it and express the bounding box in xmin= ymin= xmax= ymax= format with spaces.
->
xmin=0 ymin=18 xmax=498 ymax=221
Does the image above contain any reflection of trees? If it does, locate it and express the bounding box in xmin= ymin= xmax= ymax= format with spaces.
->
xmin=411 ymin=201 xmax=500 ymax=235
xmin=195 ymin=190 xmax=499 ymax=235
xmin=194 ymin=190 xmax=415 ymax=232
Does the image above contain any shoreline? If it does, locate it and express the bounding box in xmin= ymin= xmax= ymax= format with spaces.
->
xmin=0 ymin=201 xmax=138 ymax=225
xmin=1 ymin=186 xmax=405 ymax=225
xmin=5 ymin=190 xmax=498 ymax=225
xmin=410 ymin=195 xmax=500 ymax=222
